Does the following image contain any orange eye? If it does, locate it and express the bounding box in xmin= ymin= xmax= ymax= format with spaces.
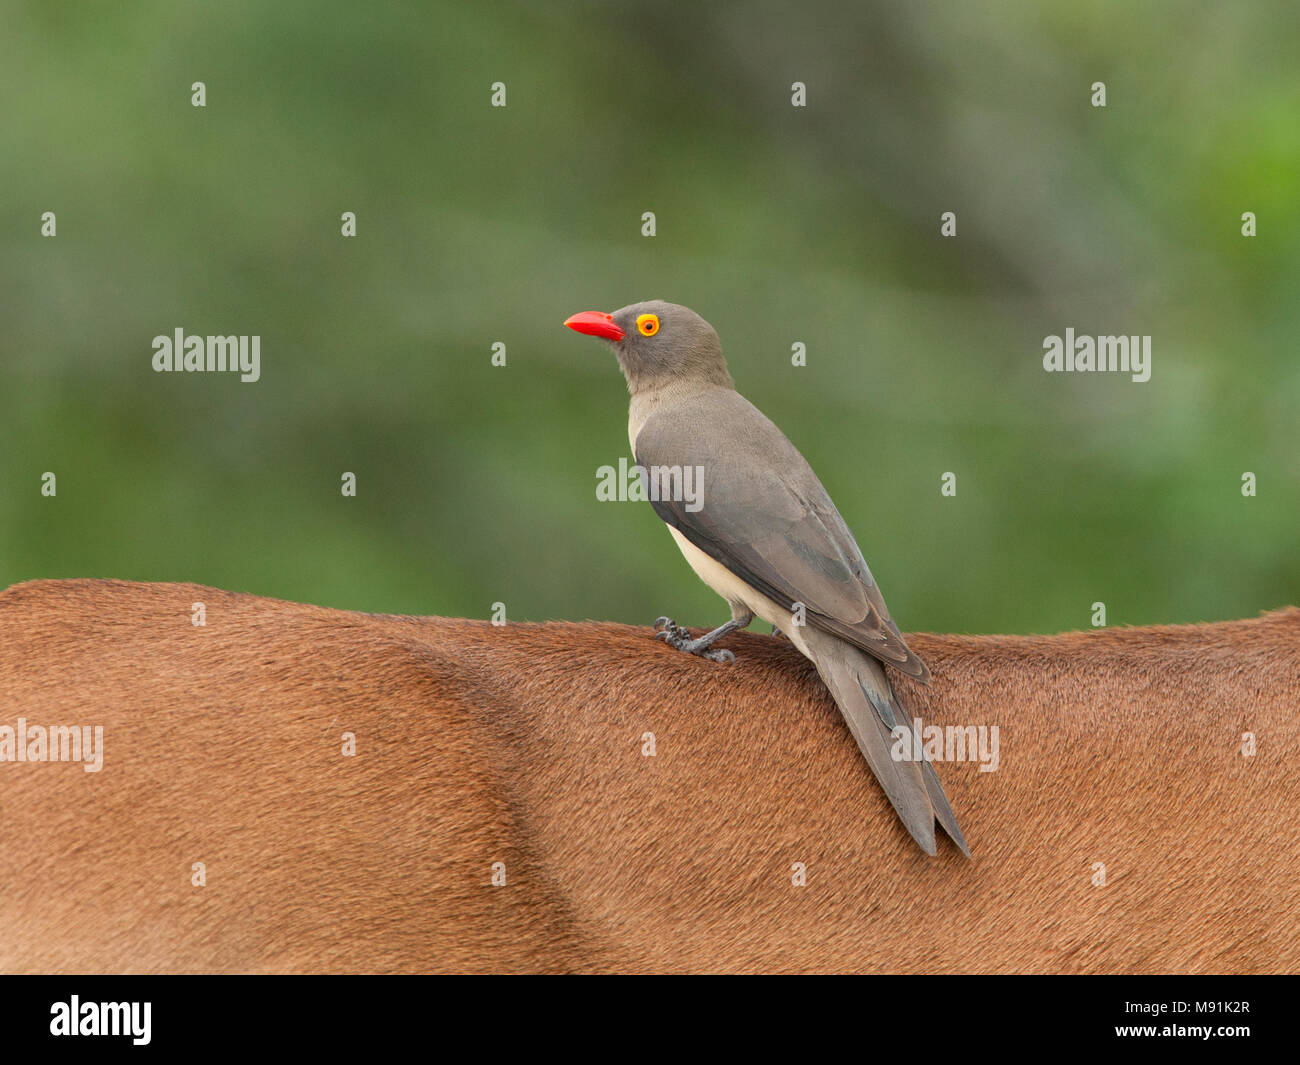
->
xmin=636 ymin=313 xmax=659 ymax=337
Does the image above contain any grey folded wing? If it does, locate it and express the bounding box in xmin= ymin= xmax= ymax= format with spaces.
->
xmin=635 ymin=389 xmax=930 ymax=681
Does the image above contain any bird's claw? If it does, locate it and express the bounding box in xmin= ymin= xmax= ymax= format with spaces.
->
xmin=653 ymin=616 xmax=692 ymax=644
xmin=652 ymin=617 xmax=735 ymax=664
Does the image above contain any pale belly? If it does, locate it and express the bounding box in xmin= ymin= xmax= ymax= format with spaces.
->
xmin=666 ymin=526 xmax=814 ymax=659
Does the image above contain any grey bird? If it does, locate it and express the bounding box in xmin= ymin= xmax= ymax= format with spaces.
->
xmin=565 ymin=299 xmax=969 ymax=857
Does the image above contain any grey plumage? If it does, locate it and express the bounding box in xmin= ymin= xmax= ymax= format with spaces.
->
xmin=565 ymin=299 xmax=969 ymax=856
xmin=636 ymin=387 xmax=930 ymax=682
xmin=803 ymin=626 xmax=968 ymax=856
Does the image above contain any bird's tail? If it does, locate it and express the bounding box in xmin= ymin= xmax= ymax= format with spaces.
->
xmin=802 ymin=628 xmax=970 ymax=857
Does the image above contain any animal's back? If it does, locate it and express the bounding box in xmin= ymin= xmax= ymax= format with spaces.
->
xmin=0 ymin=579 xmax=587 ymax=973
xmin=1 ymin=579 xmax=1296 ymax=972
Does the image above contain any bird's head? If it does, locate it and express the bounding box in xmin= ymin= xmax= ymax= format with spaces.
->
xmin=564 ymin=299 xmax=733 ymax=392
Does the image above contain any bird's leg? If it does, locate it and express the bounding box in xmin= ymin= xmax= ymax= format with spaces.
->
xmin=771 ymin=625 xmax=788 ymax=640
xmin=653 ymin=610 xmax=753 ymax=664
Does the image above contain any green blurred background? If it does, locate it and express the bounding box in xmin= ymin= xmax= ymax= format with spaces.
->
xmin=2 ymin=0 xmax=1296 ymax=635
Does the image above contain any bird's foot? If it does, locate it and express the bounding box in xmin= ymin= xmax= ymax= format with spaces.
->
xmin=771 ymin=625 xmax=788 ymax=640
xmin=653 ymin=616 xmax=736 ymax=664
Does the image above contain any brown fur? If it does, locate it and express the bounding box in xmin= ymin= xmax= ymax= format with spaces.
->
xmin=1 ymin=578 xmax=1295 ymax=974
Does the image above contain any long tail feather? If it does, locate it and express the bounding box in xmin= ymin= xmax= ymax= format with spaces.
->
xmin=803 ymin=628 xmax=970 ymax=856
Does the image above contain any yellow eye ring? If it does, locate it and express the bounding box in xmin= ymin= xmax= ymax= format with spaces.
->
xmin=636 ymin=313 xmax=660 ymax=337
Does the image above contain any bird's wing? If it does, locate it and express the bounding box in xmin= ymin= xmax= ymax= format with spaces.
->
xmin=635 ymin=389 xmax=929 ymax=680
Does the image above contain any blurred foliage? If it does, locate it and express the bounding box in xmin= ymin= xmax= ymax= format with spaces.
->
xmin=2 ymin=0 xmax=1296 ymax=636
